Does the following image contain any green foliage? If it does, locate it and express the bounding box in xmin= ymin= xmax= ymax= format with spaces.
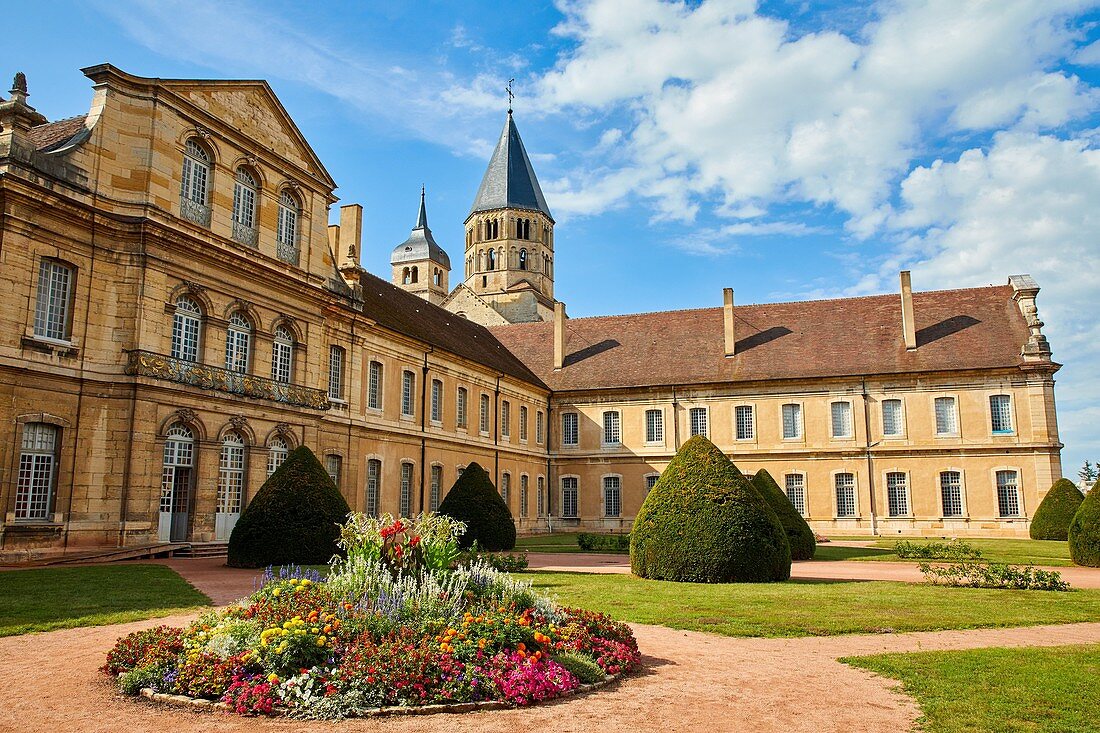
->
xmin=1031 ymin=479 xmax=1086 ymax=540
xmin=630 ymin=435 xmax=791 ymax=583
xmin=577 ymin=532 xmax=631 ymax=552
xmin=1069 ymin=481 xmax=1100 ymax=567
xmin=895 ymin=539 xmax=982 ymax=560
xmin=118 ymin=664 xmax=167 ymax=696
xmin=554 ymin=652 xmax=607 ymax=684
xmin=457 ymin=545 xmax=530 ymax=572
xmin=437 ymin=462 xmax=516 ymax=551
xmin=917 ymin=562 xmax=1070 ymax=591
xmin=228 ymin=446 xmax=352 ymax=568
xmin=749 ymin=469 xmax=816 ymax=560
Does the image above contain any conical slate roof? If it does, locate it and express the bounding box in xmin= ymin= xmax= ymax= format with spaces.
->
xmin=468 ymin=112 xmax=553 ymax=222
xmin=391 ymin=188 xmax=451 ymax=268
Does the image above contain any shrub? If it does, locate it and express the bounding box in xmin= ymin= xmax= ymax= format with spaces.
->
xmin=894 ymin=539 xmax=982 ymax=561
xmin=1030 ymin=478 xmax=1086 ymax=541
xmin=749 ymin=469 xmax=816 ymax=561
xmin=228 ymin=446 xmax=351 ymax=568
xmin=458 ymin=548 xmax=529 ymax=573
xmin=1069 ymin=481 xmax=1100 ymax=567
xmin=630 ymin=435 xmax=791 ymax=583
xmin=553 ymin=652 xmax=606 ymax=684
xmin=437 ymin=462 xmax=516 ymax=551
xmin=102 ymin=625 xmax=185 ymax=675
xmin=118 ymin=663 xmax=169 ymax=695
xmin=577 ymin=533 xmax=631 ymax=552
xmin=918 ymin=562 xmax=1070 ymax=591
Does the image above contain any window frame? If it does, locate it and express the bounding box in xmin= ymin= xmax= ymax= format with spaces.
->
xmin=325 ymin=454 xmax=342 ymax=488
xmin=535 ymin=409 xmax=545 ymax=444
xmin=989 ymin=394 xmax=1015 ymax=435
xmin=994 ymin=468 xmax=1023 ymax=518
xmin=367 ymin=360 xmax=383 ymax=411
xmin=430 ymin=379 xmax=443 ymax=425
xmin=500 ymin=471 xmax=511 ymax=508
xmin=885 ymin=470 xmax=911 ymax=517
xmin=933 ymin=395 xmax=960 ymax=437
xmin=170 ymin=295 xmax=203 ymax=363
xmin=232 ymin=167 xmax=259 ymax=231
xmin=399 ymin=461 xmax=414 ymax=517
xmin=645 ymin=408 xmax=664 ymax=445
xmin=939 ymin=469 xmax=966 ymax=518
xmin=33 ymin=258 xmax=76 ymax=344
xmin=500 ymin=400 xmax=511 ymax=439
xmin=561 ymin=475 xmax=579 ymax=518
xmin=224 ymin=312 xmax=252 ymax=374
xmin=217 ymin=432 xmax=247 ymax=517
xmin=14 ymin=422 xmax=60 ymax=521
xmin=562 ymin=411 xmax=579 ymax=447
xmin=602 ymin=474 xmax=622 ymax=518
xmin=689 ymin=406 xmax=709 ymax=438
xmin=401 ymin=370 xmax=416 ymax=418
xmin=784 ymin=472 xmax=807 ymax=517
xmin=328 ymin=345 xmax=346 ymax=402
xmin=365 ymin=458 xmax=381 ymax=518
xmin=520 ymin=473 xmax=530 ymax=518
xmin=830 ymin=400 xmax=854 ymax=440
xmin=456 ymin=386 xmax=468 ymax=429
xmin=602 ymin=409 xmax=622 ymax=447
xmin=781 ymin=402 xmax=804 ymax=441
xmin=519 ymin=405 xmax=528 ymax=442
xmin=479 ymin=393 xmax=491 ymax=435
xmin=881 ymin=398 xmax=905 ymax=439
xmin=270 ymin=325 xmax=294 ymax=385
xmin=734 ymin=404 xmax=755 ymax=441
xmin=430 ymin=463 xmax=443 ymax=512
xmin=266 ymin=436 xmax=289 ymax=477
xmin=833 ymin=471 xmax=857 ymax=518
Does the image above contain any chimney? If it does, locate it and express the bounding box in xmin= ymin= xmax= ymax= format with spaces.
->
xmin=327 ymin=223 xmax=340 ymax=259
xmin=553 ymin=301 xmax=567 ymax=370
xmin=723 ymin=288 xmax=736 ymax=357
xmin=337 ymin=204 xmax=364 ymax=284
xmin=900 ymin=270 xmax=917 ymax=350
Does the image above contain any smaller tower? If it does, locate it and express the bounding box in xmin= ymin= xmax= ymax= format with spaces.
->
xmin=391 ymin=187 xmax=450 ymax=304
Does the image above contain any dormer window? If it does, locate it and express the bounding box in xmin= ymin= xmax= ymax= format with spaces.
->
xmin=276 ymin=189 xmax=300 ymax=265
xmin=180 ymin=139 xmax=212 ymax=227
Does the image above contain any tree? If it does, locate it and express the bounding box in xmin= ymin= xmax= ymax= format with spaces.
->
xmin=437 ymin=462 xmax=516 ymax=551
xmin=750 ymin=469 xmax=817 ymax=560
xmin=1029 ymin=478 xmax=1085 ymax=541
xmin=1079 ymin=461 xmax=1098 ymax=484
xmin=1069 ymin=480 xmax=1100 ymax=567
xmin=227 ymin=446 xmax=351 ymax=568
xmin=630 ymin=435 xmax=791 ymax=583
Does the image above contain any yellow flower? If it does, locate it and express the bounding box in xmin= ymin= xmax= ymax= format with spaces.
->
xmin=272 ymin=588 xmax=281 ymax=597
xmin=268 ymin=674 xmax=279 ymax=684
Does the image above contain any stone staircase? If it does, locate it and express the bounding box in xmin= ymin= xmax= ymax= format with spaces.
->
xmin=171 ymin=541 xmax=229 ymax=559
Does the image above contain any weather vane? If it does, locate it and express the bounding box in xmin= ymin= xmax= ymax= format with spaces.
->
xmin=506 ymin=78 xmax=515 ymax=114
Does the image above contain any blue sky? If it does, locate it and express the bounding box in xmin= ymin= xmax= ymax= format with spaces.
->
xmin=8 ymin=0 xmax=1100 ymax=476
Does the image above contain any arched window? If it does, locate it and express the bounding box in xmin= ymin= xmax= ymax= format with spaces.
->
xmin=519 ymin=248 xmax=527 ymax=270
xmin=217 ymin=432 xmax=246 ymax=520
xmin=160 ymin=423 xmax=194 ymax=538
xmin=180 ymin=139 xmax=211 ymax=226
xmin=402 ymin=267 xmax=411 ymax=285
xmin=276 ymin=190 xmax=300 ymax=264
xmin=411 ymin=266 xmax=419 ymax=284
xmin=225 ymin=312 xmax=251 ymax=373
xmin=15 ymin=422 xmax=60 ymax=520
xmin=271 ymin=325 xmax=294 ymax=384
xmin=487 ymin=249 xmax=496 ymax=270
xmin=171 ymin=296 xmax=202 ymax=363
xmin=267 ymin=435 xmax=288 ymax=476
xmin=433 ymin=268 xmax=441 ymax=286
xmin=232 ymin=168 xmax=259 ymax=246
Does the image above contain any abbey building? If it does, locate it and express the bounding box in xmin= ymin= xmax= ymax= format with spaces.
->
xmin=0 ymin=66 xmax=1063 ymax=557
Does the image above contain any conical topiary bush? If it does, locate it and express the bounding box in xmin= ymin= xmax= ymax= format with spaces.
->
xmin=1030 ymin=478 xmax=1085 ymax=541
xmin=751 ymin=468 xmax=816 ymax=560
xmin=227 ymin=445 xmax=351 ymax=568
xmin=630 ymin=435 xmax=791 ymax=583
xmin=437 ymin=462 xmax=516 ymax=551
xmin=1069 ymin=481 xmax=1100 ymax=567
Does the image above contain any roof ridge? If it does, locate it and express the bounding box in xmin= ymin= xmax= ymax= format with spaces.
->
xmin=31 ymin=113 xmax=85 ymax=128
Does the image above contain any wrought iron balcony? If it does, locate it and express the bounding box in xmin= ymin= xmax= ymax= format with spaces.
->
xmin=232 ymin=220 xmax=259 ymax=248
xmin=125 ymin=350 xmax=330 ymax=411
xmin=276 ymin=235 xmax=300 ymax=266
xmin=180 ymin=197 xmax=212 ymax=228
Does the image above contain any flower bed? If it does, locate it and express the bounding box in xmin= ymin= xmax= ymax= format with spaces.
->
xmin=103 ymin=513 xmax=640 ymax=718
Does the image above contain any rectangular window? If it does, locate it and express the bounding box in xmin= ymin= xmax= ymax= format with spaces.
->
xmin=561 ymin=477 xmax=578 ymax=518
xmin=501 ymin=401 xmax=511 ymax=437
xmin=519 ymin=405 xmax=528 ymax=441
xmin=831 ymin=401 xmax=853 ymax=438
xmin=328 ymin=346 xmax=345 ymax=401
xmin=536 ymin=410 xmax=545 ymax=443
xmin=603 ymin=476 xmax=621 ymax=518
xmin=501 ymin=472 xmax=511 ymax=506
xmin=457 ymin=387 xmax=468 ymax=428
xmin=603 ymin=410 xmax=621 ymax=445
xmin=400 ymin=462 xmax=413 ymax=517
xmin=537 ymin=476 xmax=546 ymax=517
xmin=934 ymin=396 xmax=958 ymax=435
xmin=690 ymin=407 xmax=708 ymax=438
xmin=782 ymin=403 xmax=802 ymax=439
xmin=835 ymin=473 xmax=856 ymax=517
xmin=886 ymin=472 xmax=909 ymax=517
xmin=431 ymin=379 xmax=443 ymax=423
xmin=325 ymin=455 xmax=342 ymax=488
xmin=990 ymin=395 xmax=1013 ymax=433
xmin=997 ymin=470 xmax=1021 ymax=517
xmin=480 ymin=394 xmax=490 ymax=433
xmin=368 ymin=361 xmax=383 ymax=410
xmin=784 ymin=474 xmax=806 ymax=516
xmin=520 ymin=474 xmax=529 ymax=517
xmin=645 ymin=409 xmax=664 ymax=443
xmin=430 ymin=465 xmax=443 ymax=512
xmin=940 ymin=471 xmax=963 ymax=517
xmin=882 ymin=399 xmax=903 ymax=437
xmin=562 ymin=412 xmax=579 ymax=446
xmin=645 ymin=474 xmax=659 ymax=495
xmin=366 ymin=459 xmax=381 ymax=518
xmin=15 ymin=423 xmax=58 ymax=520
xmin=34 ymin=260 xmax=73 ymax=341
xmin=735 ymin=405 xmax=754 ymax=440
xmin=401 ymin=370 xmax=415 ymax=417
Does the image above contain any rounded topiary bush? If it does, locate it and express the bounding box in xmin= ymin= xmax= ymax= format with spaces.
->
xmin=1069 ymin=481 xmax=1100 ymax=567
xmin=1030 ymin=478 xmax=1085 ymax=541
xmin=437 ymin=462 xmax=516 ymax=551
xmin=630 ymin=435 xmax=791 ymax=583
xmin=227 ymin=445 xmax=351 ymax=568
xmin=750 ymin=468 xmax=816 ymax=560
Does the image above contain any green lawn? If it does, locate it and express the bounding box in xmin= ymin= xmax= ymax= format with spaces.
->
xmin=843 ymin=644 xmax=1100 ymax=733
xmin=516 ymin=532 xmax=629 ymax=554
xmin=821 ymin=538 xmax=1074 ymax=566
xmin=527 ymin=571 xmax=1100 ymax=637
xmin=0 ymin=564 xmax=212 ymax=637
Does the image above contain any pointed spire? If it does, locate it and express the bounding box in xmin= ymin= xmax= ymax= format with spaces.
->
xmin=415 ymin=185 xmax=428 ymax=230
xmin=467 ymin=113 xmax=553 ymax=222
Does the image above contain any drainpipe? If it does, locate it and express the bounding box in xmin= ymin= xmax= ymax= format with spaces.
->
xmin=672 ymin=386 xmax=681 ymax=451
xmin=545 ymin=401 xmax=553 ymax=533
xmin=861 ymin=377 xmax=879 ymax=536
xmin=493 ymin=375 xmax=501 ymax=486
xmin=419 ymin=347 xmax=433 ymax=513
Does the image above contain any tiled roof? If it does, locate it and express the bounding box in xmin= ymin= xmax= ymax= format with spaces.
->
xmin=468 ymin=113 xmax=553 ymax=221
xmin=490 ymin=285 xmax=1034 ymax=391
xmin=28 ymin=115 xmax=87 ymax=152
xmin=355 ymin=270 xmax=546 ymax=389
